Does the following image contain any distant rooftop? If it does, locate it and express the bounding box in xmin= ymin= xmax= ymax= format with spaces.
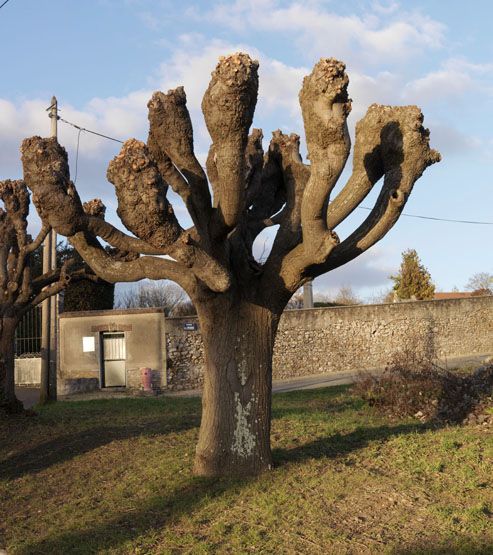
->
xmin=434 ymin=292 xmax=474 ymax=300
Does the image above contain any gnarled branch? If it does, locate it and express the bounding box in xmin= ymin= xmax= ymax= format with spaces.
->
xmin=22 ymin=136 xmax=231 ymax=294
xmin=310 ymin=105 xmax=441 ymax=277
xmin=68 ymin=231 xmax=199 ymax=296
xmin=25 ymin=223 xmax=51 ymax=254
xmin=265 ymin=131 xmax=310 ymax=253
xmin=147 ymin=88 xmax=211 ymax=233
xmin=21 ymin=138 xmax=86 ymax=236
xmin=299 ymin=58 xmax=351 ymax=263
xmin=203 ymin=53 xmax=259 ymax=236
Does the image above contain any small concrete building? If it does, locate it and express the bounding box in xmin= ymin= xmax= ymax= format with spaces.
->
xmin=59 ymin=308 xmax=168 ymax=394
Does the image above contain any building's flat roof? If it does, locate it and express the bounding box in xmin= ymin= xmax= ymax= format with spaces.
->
xmin=60 ymin=307 xmax=167 ymax=319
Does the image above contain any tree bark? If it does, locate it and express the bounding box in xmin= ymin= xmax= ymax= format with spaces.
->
xmin=0 ymin=316 xmax=23 ymax=414
xmin=193 ymin=296 xmax=279 ymax=477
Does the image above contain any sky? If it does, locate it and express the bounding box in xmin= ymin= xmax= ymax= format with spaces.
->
xmin=1 ymin=0 xmax=492 ymax=301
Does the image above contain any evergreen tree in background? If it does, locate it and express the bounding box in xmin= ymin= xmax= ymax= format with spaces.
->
xmin=57 ymin=243 xmax=114 ymax=312
xmin=391 ymin=249 xmax=435 ymax=300
xmin=26 ymin=242 xmax=114 ymax=312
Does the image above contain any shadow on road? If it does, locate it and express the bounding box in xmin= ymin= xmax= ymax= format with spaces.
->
xmin=14 ymin=387 xmax=39 ymax=409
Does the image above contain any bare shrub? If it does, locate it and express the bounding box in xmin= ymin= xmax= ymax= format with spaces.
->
xmin=116 ymin=282 xmax=185 ymax=315
xmin=465 ymin=272 xmax=493 ymax=296
xmin=333 ymin=285 xmax=360 ymax=306
xmin=286 ymin=290 xmax=304 ymax=310
xmin=353 ymin=327 xmax=493 ymax=424
xmin=170 ymin=300 xmax=196 ymax=317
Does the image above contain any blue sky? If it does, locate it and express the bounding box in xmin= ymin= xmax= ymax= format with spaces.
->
xmin=1 ymin=0 xmax=492 ymax=299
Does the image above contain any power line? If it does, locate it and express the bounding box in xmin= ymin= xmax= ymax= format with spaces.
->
xmin=59 ymin=117 xmax=124 ymax=144
xmin=57 ymin=111 xmax=493 ymax=226
xmin=73 ymin=127 xmax=82 ymax=184
xmin=359 ymin=205 xmax=493 ymax=225
xmin=0 ymin=0 xmax=12 ymax=10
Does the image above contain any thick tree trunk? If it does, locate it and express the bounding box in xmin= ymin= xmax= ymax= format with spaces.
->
xmin=0 ymin=316 xmax=23 ymax=414
xmin=193 ymin=296 xmax=279 ymax=477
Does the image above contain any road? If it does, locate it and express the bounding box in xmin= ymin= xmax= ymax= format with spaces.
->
xmin=15 ymin=387 xmax=39 ymax=409
xmin=161 ymin=353 xmax=492 ymax=398
xmin=15 ymin=353 xmax=491 ymax=406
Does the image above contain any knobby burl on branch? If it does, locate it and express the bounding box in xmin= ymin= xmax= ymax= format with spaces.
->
xmin=20 ymin=53 xmax=441 ymax=309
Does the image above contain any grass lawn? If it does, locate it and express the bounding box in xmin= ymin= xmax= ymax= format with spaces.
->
xmin=1 ymin=386 xmax=492 ymax=554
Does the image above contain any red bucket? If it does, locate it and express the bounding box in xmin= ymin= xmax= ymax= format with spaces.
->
xmin=140 ymin=367 xmax=153 ymax=391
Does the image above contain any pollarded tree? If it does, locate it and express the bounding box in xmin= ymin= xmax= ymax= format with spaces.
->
xmin=0 ymin=180 xmax=95 ymax=413
xmin=21 ymin=54 xmax=440 ymax=475
xmin=391 ymin=248 xmax=435 ymax=301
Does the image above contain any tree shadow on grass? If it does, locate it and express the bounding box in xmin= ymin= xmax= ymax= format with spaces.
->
xmin=0 ymin=416 xmax=200 ymax=481
xmin=15 ymin=421 xmax=429 ymax=555
xmin=272 ymin=397 xmax=362 ymax=419
xmin=1 ymin=388 xmax=355 ymax=481
xmin=273 ymin=421 xmax=427 ymax=465
xmin=16 ymin=476 xmax=239 ymax=555
xmin=272 ymin=384 xmax=364 ymax=419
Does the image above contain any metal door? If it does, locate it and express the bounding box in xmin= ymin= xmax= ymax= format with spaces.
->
xmin=102 ymin=332 xmax=126 ymax=387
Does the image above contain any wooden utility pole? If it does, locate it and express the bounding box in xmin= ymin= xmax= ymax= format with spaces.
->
xmin=39 ymin=200 xmax=52 ymax=401
xmin=49 ymin=97 xmax=58 ymax=401
xmin=39 ymin=96 xmax=58 ymax=403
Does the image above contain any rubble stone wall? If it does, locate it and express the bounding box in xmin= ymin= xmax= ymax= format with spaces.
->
xmin=165 ymin=297 xmax=493 ymax=390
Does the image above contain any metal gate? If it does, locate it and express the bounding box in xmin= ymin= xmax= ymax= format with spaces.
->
xmin=101 ymin=332 xmax=126 ymax=387
xmin=15 ymin=305 xmax=42 ymax=357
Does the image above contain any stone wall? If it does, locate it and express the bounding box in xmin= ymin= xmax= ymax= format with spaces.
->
xmin=165 ymin=318 xmax=204 ymax=390
xmin=165 ymin=297 xmax=493 ymax=389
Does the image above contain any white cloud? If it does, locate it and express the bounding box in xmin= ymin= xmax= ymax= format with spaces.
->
xmin=0 ymin=90 xmax=151 ymax=177
xmin=428 ymin=122 xmax=482 ymax=157
xmin=403 ymin=57 xmax=493 ymax=104
xmin=371 ymin=0 xmax=400 ymax=15
xmin=138 ymin=11 xmax=160 ymax=30
xmin=313 ymin=247 xmax=395 ymax=297
xmin=0 ymin=99 xmax=50 ymax=180
xmin=347 ymin=70 xmax=401 ymax=121
xmin=152 ymin=36 xmax=310 ymax=153
xmin=0 ymin=38 xmax=486 ymax=192
xmin=201 ymin=1 xmax=445 ymax=66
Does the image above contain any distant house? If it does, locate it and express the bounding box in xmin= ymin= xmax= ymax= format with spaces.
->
xmin=434 ymin=292 xmax=474 ymax=300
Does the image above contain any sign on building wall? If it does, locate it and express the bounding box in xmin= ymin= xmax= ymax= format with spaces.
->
xmin=82 ymin=336 xmax=95 ymax=352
